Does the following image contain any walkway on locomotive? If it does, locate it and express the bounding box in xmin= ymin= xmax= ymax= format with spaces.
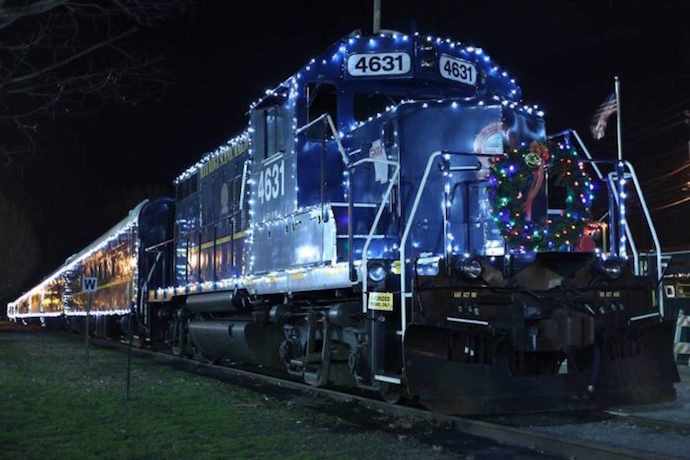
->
xmin=162 ymin=31 xmax=541 ymax=297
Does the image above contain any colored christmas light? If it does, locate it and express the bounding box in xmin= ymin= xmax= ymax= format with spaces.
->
xmin=488 ymin=142 xmax=594 ymax=251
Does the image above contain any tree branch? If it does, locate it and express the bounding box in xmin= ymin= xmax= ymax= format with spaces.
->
xmin=4 ymin=25 xmax=138 ymax=88
xmin=0 ymin=0 xmax=69 ymax=30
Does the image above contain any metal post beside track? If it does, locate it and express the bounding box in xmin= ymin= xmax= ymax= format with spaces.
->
xmin=126 ymin=302 xmax=134 ymax=400
xmin=85 ymin=292 xmax=91 ymax=362
xmin=41 ymin=318 xmax=45 ymax=353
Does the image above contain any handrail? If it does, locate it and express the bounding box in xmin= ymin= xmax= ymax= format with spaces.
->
xmin=547 ymin=129 xmax=605 ymax=181
xmin=144 ymin=238 xmax=175 ymax=253
xmin=349 ymin=157 xmax=401 ymax=313
xmin=606 ymin=173 xmax=639 ymax=274
xmin=550 ymin=130 xmax=641 ymax=271
xmin=239 ymin=159 xmax=249 ymax=211
xmin=399 ymin=150 xmax=490 ymax=339
xmin=622 ymin=161 xmax=664 ymax=314
xmin=295 ymin=113 xmax=349 ymax=165
xmin=549 ymin=130 xmax=663 ymax=316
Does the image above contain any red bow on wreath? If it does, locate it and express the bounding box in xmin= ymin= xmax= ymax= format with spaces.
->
xmin=522 ymin=141 xmax=551 ymax=221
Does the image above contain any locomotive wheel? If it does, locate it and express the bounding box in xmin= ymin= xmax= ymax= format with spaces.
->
xmin=379 ymin=382 xmax=402 ymax=404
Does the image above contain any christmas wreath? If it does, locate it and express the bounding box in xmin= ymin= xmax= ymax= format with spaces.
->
xmin=488 ymin=141 xmax=594 ymax=251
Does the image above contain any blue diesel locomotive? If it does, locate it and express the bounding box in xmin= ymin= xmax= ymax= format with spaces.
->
xmin=8 ymin=31 xmax=679 ymax=414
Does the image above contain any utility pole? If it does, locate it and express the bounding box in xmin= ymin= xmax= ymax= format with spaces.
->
xmin=685 ymin=110 xmax=690 ymax=161
xmin=373 ymin=0 xmax=381 ymax=34
xmin=615 ymin=76 xmax=623 ymax=162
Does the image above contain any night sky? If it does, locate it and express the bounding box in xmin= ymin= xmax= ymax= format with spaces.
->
xmin=3 ymin=0 xmax=689 ymax=294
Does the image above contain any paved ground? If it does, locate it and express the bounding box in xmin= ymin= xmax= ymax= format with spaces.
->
xmin=502 ymin=366 xmax=690 ymax=459
xmin=616 ymin=366 xmax=690 ymax=424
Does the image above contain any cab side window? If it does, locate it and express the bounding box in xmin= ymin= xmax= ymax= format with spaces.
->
xmin=254 ymin=105 xmax=286 ymax=160
xmin=306 ymin=83 xmax=338 ymax=138
xmin=264 ymin=106 xmax=285 ymax=158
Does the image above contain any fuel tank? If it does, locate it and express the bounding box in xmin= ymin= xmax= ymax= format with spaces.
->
xmin=188 ymin=320 xmax=283 ymax=370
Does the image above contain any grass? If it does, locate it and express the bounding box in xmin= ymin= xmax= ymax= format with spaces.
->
xmin=0 ymin=328 xmax=446 ymax=460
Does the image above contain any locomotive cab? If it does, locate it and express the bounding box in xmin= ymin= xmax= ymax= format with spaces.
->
xmin=248 ymin=31 xmax=524 ymax=273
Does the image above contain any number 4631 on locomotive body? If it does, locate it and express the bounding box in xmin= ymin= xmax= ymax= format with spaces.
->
xmin=9 ymin=31 xmax=679 ymax=414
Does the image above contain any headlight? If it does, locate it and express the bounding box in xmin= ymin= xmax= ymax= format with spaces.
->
xmin=368 ymin=263 xmax=386 ymax=283
xmin=458 ymin=258 xmax=482 ymax=280
xmin=416 ymin=255 xmax=440 ymax=276
xmin=603 ymin=259 xmax=623 ymax=280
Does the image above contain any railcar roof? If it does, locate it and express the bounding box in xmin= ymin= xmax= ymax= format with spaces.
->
xmin=9 ymin=200 xmax=148 ymax=307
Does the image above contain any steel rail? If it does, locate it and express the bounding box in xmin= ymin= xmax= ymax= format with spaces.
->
xmin=603 ymin=410 xmax=690 ymax=435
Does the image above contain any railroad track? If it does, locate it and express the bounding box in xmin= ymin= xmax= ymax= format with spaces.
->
xmin=92 ymin=337 xmax=680 ymax=460
xmin=603 ymin=410 xmax=690 ymax=435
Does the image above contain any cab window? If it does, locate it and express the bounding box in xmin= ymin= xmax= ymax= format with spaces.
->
xmin=306 ymin=83 xmax=338 ymax=134
xmin=264 ymin=106 xmax=285 ymax=158
xmin=354 ymin=93 xmax=403 ymax=121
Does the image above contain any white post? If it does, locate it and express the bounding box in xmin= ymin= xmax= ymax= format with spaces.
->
xmin=615 ymin=76 xmax=623 ymax=161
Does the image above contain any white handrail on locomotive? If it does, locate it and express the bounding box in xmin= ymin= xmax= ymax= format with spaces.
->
xmin=549 ymin=129 xmax=663 ymax=315
xmin=294 ymin=113 xmax=349 ymax=166
xmin=351 ymin=157 xmax=400 ymax=314
xmin=549 ymin=129 xmax=662 ymax=282
xmin=399 ymin=150 xmax=490 ymax=342
xmin=606 ymin=172 xmax=639 ymax=275
xmin=615 ymin=163 xmax=663 ymax=314
xmin=608 ymin=167 xmax=641 ymax=277
xmin=547 ymin=131 xmax=637 ymax=265
xmin=550 ymin=130 xmax=640 ymax=270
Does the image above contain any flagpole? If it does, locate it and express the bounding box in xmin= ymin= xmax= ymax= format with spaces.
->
xmin=615 ymin=76 xmax=623 ymax=161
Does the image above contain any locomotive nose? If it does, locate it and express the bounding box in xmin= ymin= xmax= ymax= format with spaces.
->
xmin=403 ymin=254 xmax=679 ymax=415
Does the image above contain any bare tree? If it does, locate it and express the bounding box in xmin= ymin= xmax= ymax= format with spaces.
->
xmin=0 ymin=0 xmax=186 ymax=165
xmin=0 ymin=192 xmax=38 ymax=306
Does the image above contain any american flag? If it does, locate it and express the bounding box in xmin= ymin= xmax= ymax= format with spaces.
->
xmin=590 ymin=92 xmax=618 ymax=140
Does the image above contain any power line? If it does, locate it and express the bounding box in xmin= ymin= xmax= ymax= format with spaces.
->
xmin=651 ymin=195 xmax=690 ymax=212
xmin=619 ymin=121 xmax=686 ymax=151
xmin=644 ymin=162 xmax=690 ymax=185
xmin=632 ymin=145 xmax=687 ymax=167
xmin=593 ymin=119 xmax=686 ymax=160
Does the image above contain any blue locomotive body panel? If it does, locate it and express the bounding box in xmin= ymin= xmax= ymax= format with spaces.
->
xmin=238 ymin=33 xmax=530 ymax=274
xmin=338 ymin=100 xmax=545 ymax=260
xmin=163 ymin=30 xmax=555 ymax=285
xmin=169 ymin=32 xmax=539 ymax=278
xmin=174 ymin=135 xmax=251 ymax=285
